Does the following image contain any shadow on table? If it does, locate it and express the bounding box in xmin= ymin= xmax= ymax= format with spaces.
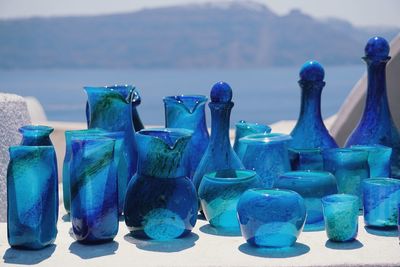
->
xmin=197 ymin=213 xmax=206 ymax=221
xmin=69 ymin=241 xmax=119 ymax=259
xmin=238 ymin=242 xmax=310 ymax=258
xmin=364 ymin=226 xmax=398 ymax=237
xmin=124 ymin=232 xmax=199 ymax=252
xmin=325 ymin=239 xmax=363 ymax=250
xmin=199 ymin=224 xmax=241 ymax=237
xmin=3 ymin=244 xmax=56 ymax=265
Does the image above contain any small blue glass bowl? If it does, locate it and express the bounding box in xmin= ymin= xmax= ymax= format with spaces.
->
xmin=363 ymin=178 xmax=400 ymax=228
xmin=237 ymin=188 xmax=306 ymax=248
xmin=198 ymin=169 xmax=261 ymax=231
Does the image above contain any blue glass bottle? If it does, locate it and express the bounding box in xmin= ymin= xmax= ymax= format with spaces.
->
xmin=345 ymin=37 xmax=400 ymax=178
xmin=351 ymin=145 xmax=392 ymax=178
xmin=164 ymin=95 xmax=209 ymax=179
xmin=237 ymin=188 xmax=306 ymax=248
xmin=70 ymin=136 xmax=118 ymax=243
xmin=288 ymin=148 xmax=324 ymax=171
xmin=233 ymin=120 xmax=271 ymax=156
xmin=7 ymin=146 xmax=58 ymax=249
xmin=85 ymin=86 xmax=138 ymax=208
xmin=124 ymin=128 xmax=198 ymax=240
xmin=19 ymin=125 xmax=54 ymax=146
xmin=240 ymin=133 xmax=292 ymax=188
xmin=290 ymin=61 xmax=338 ymax=149
xmin=198 ymin=169 xmax=261 ymax=231
xmin=193 ymin=82 xmax=244 ymax=192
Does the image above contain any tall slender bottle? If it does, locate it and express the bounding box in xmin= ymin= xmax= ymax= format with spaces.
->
xmin=290 ymin=61 xmax=338 ymax=149
xmin=345 ymin=36 xmax=400 ymax=178
xmin=193 ymin=82 xmax=244 ymax=191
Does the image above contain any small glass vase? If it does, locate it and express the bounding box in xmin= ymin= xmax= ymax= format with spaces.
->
xmin=233 ymin=120 xmax=271 ymax=158
xmin=198 ymin=169 xmax=260 ymax=231
xmin=288 ymin=148 xmax=323 ymax=171
xmin=363 ymin=178 xmax=400 ymax=228
xmin=275 ymin=171 xmax=337 ymax=231
xmin=7 ymin=145 xmax=58 ymax=249
xmin=70 ymin=136 xmax=118 ymax=243
xmin=323 ymin=148 xmax=369 ymax=209
xmin=164 ymin=95 xmax=209 ymax=180
xmin=240 ymin=133 xmax=292 ymax=188
xmin=19 ymin=125 xmax=54 ymax=146
xmin=350 ymin=145 xmax=392 ymax=178
xmin=237 ymin=188 xmax=306 ymax=248
xmin=124 ymin=128 xmax=198 ymax=240
xmin=322 ymin=194 xmax=359 ymax=242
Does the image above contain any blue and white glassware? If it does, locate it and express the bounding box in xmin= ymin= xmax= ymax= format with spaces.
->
xmin=233 ymin=120 xmax=271 ymax=158
xmin=351 ymin=145 xmax=392 ymax=178
xmin=7 ymin=145 xmax=58 ymax=249
xmin=237 ymin=188 xmax=306 ymax=248
xmin=289 ymin=148 xmax=324 ymax=171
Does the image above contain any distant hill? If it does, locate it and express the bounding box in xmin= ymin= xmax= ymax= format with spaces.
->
xmin=0 ymin=1 xmax=398 ymax=69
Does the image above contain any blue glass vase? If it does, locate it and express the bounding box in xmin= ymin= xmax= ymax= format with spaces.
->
xmin=363 ymin=178 xmax=400 ymax=228
xmin=63 ymin=129 xmax=125 ymax=214
xmin=240 ymin=133 xmax=292 ymax=188
xmin=164 ymin=95 xmax=209 ymax=180
xmin=7 ymin=146 xmax=58 ymax=249
xmin=322 ymin=194 xmax=359 ymax=242
xmin=85 ymin=86 xmax=138 ymax=208
xmin=193 ymin=82 xmax=244 ymax=192
xmin=323 ymin=148 xmax=369 ymax=209
xmin=275 ymin=171 xmax=337 ymax=230
xmin=233 ymin=120 xmax=271 ymax=157
xmin=198 ymin=169 xmax=261 ymax=231
xmin=70 ymin=136 xmax=118 ymax=243
xmin=19 ymin=125 xmax=54 ymax=146
xmin=124 ymin=128 xmax=198 ymax=240
xmin=288 ymin=148 xmax=324 ymax=171
xmin=345 ymin=37 xmax=400 ymax=178
xmin=290 ymin=61 xmax=338 ymax=149
xmin=351 ymin=145 xmax=392 ymax=178
xmin=237 ymin=189 xmax=306 ymax=248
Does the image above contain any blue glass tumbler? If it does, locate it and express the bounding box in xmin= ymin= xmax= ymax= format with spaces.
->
xmin=351 ymin=145 xmax=392 ymax=178
xmin=233 ymin=120 xmax=271 ymax=157
xmin=288 ymin=148 xmax=323 ymax=171
xmin=7 ymin=145 xmax=58 ymax=249
xmin=322 ymin=194 xmax=359 ymax=242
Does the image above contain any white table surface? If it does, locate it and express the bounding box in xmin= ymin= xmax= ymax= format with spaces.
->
xmin=1 ymin=213 xmax=399 ymax=267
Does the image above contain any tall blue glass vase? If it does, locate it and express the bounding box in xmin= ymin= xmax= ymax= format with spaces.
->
xmin=193 ymin=82 xmax=244 ymax=192
xmin=345 ymin=37 xmax=400 ymax=178
xmin=70 ymin=136 xmax=118 ymax=243
xmin=164 ymin=95 xmax=209 ymax=179
xmin=7 ymin=146 xmax=58 ymax=249
xmin=290 ymin=61 xmax=338 ymax=149
xmin=124 ymin=128 xmax=198 ymax=240
xmin=233 ymin=120 xmax=271 ymax=157
xmin=85 ymin=86 xmax=138 ymax=209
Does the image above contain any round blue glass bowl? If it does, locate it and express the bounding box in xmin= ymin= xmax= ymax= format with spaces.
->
xmin=198 ymin=169 xmax=261 ymax=231
xmin=237 ymin=188 xmax=306 ymax=248
xmin=275 ymin=171 xmax=337 ymax=231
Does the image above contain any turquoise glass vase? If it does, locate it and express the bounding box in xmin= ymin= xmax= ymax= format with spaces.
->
xmin=290 ymin=61 xmax=338 ymax=149
xmin=193 ymin=82 xmax=244 ymax=192
xmin=233 ymin=120 xmax=271 ymax=158
xmin=70 ymin=136 xmax=118 ymax=243
xmin=7 ymin=145 xmax=58 ymax=249
xmin=124 ymin=128 xmax=198 ymax=240
xmin=164 ymin=95 xmax=209 ymax=179
xmin=288 ymin=148 xmax=323 ymax=171
xmin=351 ymin=144 xmax=392 ymax=178
xmin=345 ymin=37 xmax=400 ymax=178
xmin=19 ymin=125 xmax=54 ymax=146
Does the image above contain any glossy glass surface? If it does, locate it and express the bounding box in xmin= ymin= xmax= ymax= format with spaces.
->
xmin=193 ymin=82 xmax=244 ymax=192
xmin=19 ymin=125 xmax=54 ymax=146
xmin=240 ymin=133 xmax=292 ymax=188
xmin=275 ymin=171 xmax=337 ymax=230
xmin=290 ymin=61 xmax=338 ymax=149
xmin=70 ymin=137 xmax=118 ymax=243
xmin=323 ymin=148 xmax=369 ymax=209
xmin=233 ymin=120 xmax=271 ymax=158
xmin=237 ymin=189 xmax=306 ymax=248
xmin=289 ymin=148 xmax=323 ymax=171
xmin=363 ymin=178 xmax=400 ymax=227
xmin=7 ymin=146 xmax=58 ymax=249
xmin=351 ymin=145 xmax=392 ymax=178
xmin=164 ymin=95 xmax=209 ymax=180
xmin=345 ymin=37 xmax=400 ymax=178
xmin=124 ymin=128 xmax=197 ymax=240
xmin=322 ymin=194 xmax=359 ymax=242
xmin=198 ymin=170 xmax=260 ymax=231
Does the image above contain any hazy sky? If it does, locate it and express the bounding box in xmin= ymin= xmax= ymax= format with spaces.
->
xmin=0 ymin=0 xmax=399 ymax=27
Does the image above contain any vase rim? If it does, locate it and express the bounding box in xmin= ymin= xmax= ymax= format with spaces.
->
xmin=322 ymin=194 xmax=358 ymax=204
xmin=138 ymin=128 xmax=193 ymax=149
xmin=163 ymin=95 xmax=207 ymax=101
xmin=350 ymin=144 xmax=392 ymax=151
xmin=84 ymin=84 xmax=134 ymax=90
xmin=363 ymin=177 xmax=400 ymax=187
xmin=164 ymin=95 xmax=208 ymax=114
xmin=18 ymin=125 xmax=54 ymax=134
xmin=235 ymin=120 xmax=271 ymax=131
xmin=204 ymin=169 xmax=257 ymax=182
xmin=247 ymin=188 xmax=300 ymax=198
xmin=288 ymin=147 xmax=322 ymax=153
xmin=280 ymin=170 xmax=334 ymax=180
xmin=323 ymin=148 xmax=368 ymax=157
xmin=239 ymin=132 xmax=292 ymax=144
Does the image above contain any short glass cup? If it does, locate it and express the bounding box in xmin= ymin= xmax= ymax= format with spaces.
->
xmin=288 ymin=148 xmax=323 ymax=171
xmin=350 ymin=145 xmax=392 ymax=178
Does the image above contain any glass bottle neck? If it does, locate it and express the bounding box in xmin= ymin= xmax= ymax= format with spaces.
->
xmin=297 ymin=81 xmax=324 ymax=124
xmin=209 ymin=102 xmax=233 ymax=147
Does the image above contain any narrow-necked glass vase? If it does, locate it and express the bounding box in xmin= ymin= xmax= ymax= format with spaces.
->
xmin=124 ymin=128 xmax=198 ymax=240
xmin=290 ymin=61 xmax=338 ymax=149
xmin=233 ymin=120 xmax=271 ymax=158
xmin=350 ymin=144 xmax=392 ymax=178
xmin=193 ymin=82 xmax=244 ymax=192
xmin=164 ymin=95 xmax=209 ymax=180
xmin=345 ymin=37 xmax=400 ymax=178
xmin=7 ymin=145 xmax=58 ymax=249
xmin=70 ymin=136 xmax=118 ymax=243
